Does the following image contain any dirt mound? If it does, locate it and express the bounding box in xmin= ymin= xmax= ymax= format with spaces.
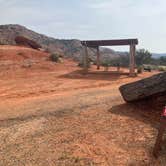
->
xmin=0 ymin=45 xmax=48 ymax=62
xmin=0 ymin=24 xmax=123 ymax=61
xmin=0 ymin=45 xmax=51 ymax=71
xmin=15 ymin=36 xmax=42 ymax=49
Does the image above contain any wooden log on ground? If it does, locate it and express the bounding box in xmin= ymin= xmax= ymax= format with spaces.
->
xmin=153 ymin=116 xmax=166 ymax=158
xmin=119 ymin=72 xmax=166 ymax=103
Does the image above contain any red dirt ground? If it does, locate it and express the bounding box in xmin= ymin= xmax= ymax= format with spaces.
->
xmin=0 ymin=45 xmax=165 ymax=166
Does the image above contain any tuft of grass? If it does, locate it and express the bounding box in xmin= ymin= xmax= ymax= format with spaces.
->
xmin=58 ymin=151 xmax=94 ymax=166
xmin=58 ymin=151 xmax=70 ymax=160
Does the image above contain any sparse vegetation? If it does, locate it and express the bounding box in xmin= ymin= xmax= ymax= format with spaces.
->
xmin=141 ymin=64 xmax=166 ymax=72
xmin=136 ymin=49 xmax=152 ymax=66
xmin=96 ymin=49 xmax=166 ymax=73
xmin=137 ymin=66 xmax=143 ymax=74
xmin=0 ymin=44 xmax=165 ymax=165
xmin=0 ymin=24 xmax=166 ymax=165
xmin=102 ymin=61 xmax=110 ymax=71
xmin=50 ymin=53 xmax=60 ymax=62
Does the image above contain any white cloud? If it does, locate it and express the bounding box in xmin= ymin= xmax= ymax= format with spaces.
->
xmin=0 ymin=0 xmax=166 ymax=52
xmin=88 ymin=0 xmax=166 ymax=17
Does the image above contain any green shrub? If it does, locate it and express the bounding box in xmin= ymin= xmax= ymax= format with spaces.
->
xmin=50 ymin=53 xmax=59 ymax=62
xmin=137 ymin=66 xmax=143 ymax=74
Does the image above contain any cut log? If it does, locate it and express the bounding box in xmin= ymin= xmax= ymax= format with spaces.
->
xmin=119 ymin=72 xmax=166 ymax=103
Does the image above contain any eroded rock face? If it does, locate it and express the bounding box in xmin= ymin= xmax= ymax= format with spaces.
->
xmin=0 ymin=24 xmax=84 ymax=59
xmin=119 ymin=72 xmax=166 ymax=108
xmin=0 ymin=24 xmax=123 ymax=61
xmin=15 ymin=36 xmax=41 ymax=50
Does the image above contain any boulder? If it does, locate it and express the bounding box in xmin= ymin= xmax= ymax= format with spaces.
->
xmin=15 ymin=36 xmax=41 ymax=49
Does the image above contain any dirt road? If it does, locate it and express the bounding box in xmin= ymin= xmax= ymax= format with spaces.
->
xmin=0 ymin=54 xmax=165 ymax=165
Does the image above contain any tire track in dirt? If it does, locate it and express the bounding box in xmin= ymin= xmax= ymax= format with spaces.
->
xmin=0 ymin=86 xmax=122 ymax=123
xmin=0 ymin=82 xmax=119 ymax=100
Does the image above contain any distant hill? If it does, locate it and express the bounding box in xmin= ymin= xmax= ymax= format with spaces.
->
xmin=152 ymin=53 xmax=166 ymax=59
xmin=0 ymin=24 xmax=84 ymax=61
xmin=1 ymin=24 xmax=166 ymax=64
xmin=0 ymin=24 xmax=119 ymax=62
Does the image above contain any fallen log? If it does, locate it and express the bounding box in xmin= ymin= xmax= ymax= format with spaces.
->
xmin=119 ymin=72 xmax=166 ymax=104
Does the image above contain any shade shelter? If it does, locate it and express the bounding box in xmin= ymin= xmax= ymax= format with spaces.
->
xmin=81 ymin=39 xmax=138 ymax=76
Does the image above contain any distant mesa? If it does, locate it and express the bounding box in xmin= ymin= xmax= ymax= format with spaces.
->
xmin=15 ymin=36 xmax=42 ymax=50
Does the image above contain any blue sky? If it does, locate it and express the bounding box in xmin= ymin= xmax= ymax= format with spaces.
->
xmin=0 ymin=0 xmax=166 ymax=52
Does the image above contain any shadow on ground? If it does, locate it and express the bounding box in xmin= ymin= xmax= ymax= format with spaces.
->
xmin=59 ymin=69 xmax=130 ymax=81
xmin=109 ymin=102 xmax=162 ymax=129
xmin=0 ymin=108 xmax=76 ymax=128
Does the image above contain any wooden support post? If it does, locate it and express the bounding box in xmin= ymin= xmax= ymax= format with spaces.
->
xmin=153 ymin=117 xmax=166 ymax=158
xmin=83 ymin=45 xmax=88 ymax=73
xmin=129 ymin=44 xmax=136 ymax=76
xmin=96 ymin=46 xmax=100 ymax=70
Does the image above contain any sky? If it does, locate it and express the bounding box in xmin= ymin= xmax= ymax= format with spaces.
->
xmin=0 ymin=0 xmax=166 ymax=52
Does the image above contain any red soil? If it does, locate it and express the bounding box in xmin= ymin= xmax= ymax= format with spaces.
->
xmin=0 ymin=45 xmax=48 ymax=61
xmin=0 ymin=45 xmax=165 ymax=165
